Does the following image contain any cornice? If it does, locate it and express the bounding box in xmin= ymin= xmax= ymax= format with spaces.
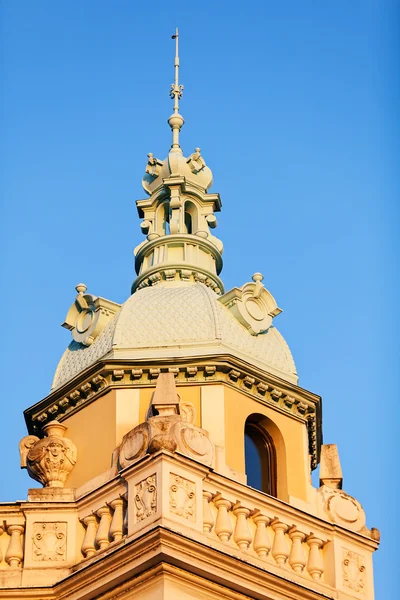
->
xmin=24 ymin=355 xmax=322 ymax=469
xmin=43 ymin=527 xmax=336 ymax=600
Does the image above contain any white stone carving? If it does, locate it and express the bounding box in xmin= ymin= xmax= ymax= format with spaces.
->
xmin=19 ymin=421 xmax=77 ymax=488
xmin=342 ymin=549 xmax=366 ymax=593
xmin=32 ymin=522 xmax=67 ymax=562
xmin=186 ymin=148 xmax=206 ymax=173
xmin=134 ymin=475 xmax=157 ymax=521
xmin=62 ymin=284 xmax=120 ymax=347
xmin=169 ymin=474 xmax=195 ymax=520
xmin=218 ymin=273 xmax=282 ymax=335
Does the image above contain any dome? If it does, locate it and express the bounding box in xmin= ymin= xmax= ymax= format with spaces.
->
xmin=52 ymin=282 xmax=297 ymax=390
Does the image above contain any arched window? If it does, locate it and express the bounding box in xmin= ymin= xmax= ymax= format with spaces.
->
xmin=155 ymin=201 xmax=170 ymax=235
xmin=184 ymin=200 xmax=198 ymax=235
xmin=244 ymin=419 xmax=277 ymax=496
xmin=184 ymin=211 xmax=192 ymax=234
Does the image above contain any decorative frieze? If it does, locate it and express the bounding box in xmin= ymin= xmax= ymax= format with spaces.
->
xmin=169 ymin=474 xmax=195 ymax=521
xmin=134 ymin=475 xmax=157 ymax=522
xmin=342 ymin=549 xmax=366 ymax=594
xmin=32 ymin=522 xmax=67 ymax=562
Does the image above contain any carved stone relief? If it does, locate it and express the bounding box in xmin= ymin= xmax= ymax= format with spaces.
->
xmin=118 ymin=373 xmax=215 ymax=470
xmin=317 ymin=485 xmax=366 ymax=533
xmin=32 ymin=522 xmax=67 ymax=562
xmin=119 ymin=426 xmax=148 ymax=469
xmin=342 ymin=549 xmax=366 ymax=594
xmin=218 ymin=273 xmax=282 ymax=335
xmin=169 ymin=473 xmax=195 ymax=520
xmin=173 ymin=422 xmax=214 ymax=466
xmin=134 ymin=475 xmax=157 ymax=522
xmin=19 ymin=421 xmax=77 ymax=488
xmin=62 ymin=284 xmax=120 ymax=346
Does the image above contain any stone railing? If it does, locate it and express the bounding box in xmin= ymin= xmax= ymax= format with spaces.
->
xmin=0 ymin=509 xmax=25 ymax=569
xmin=202 ymin=482 xmax=329 ymax=585
xmin=80 ymin=495 xmax=127 ymax=559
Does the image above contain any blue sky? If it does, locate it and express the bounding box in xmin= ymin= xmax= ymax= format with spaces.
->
xmin=1 ymin=1 xmax=398 ymax=597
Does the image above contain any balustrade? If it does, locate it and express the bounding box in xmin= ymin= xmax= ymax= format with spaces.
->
xmin=5 ymin=524 xmax=24 ymax=568
xmin=81 ymin=495 xmax=127 ymax=559
xmin=202 ymin=488 xmax=328 ymax=584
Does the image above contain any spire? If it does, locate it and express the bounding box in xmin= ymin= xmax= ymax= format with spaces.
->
xmin=168 ymin=28 xmax=184 ymax=153
xmin=132 ymin=31 xmax=224 ymax=295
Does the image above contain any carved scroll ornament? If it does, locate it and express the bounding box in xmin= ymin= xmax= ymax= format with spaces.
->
xmin=19 ymin=421 xmax=77 ymax=488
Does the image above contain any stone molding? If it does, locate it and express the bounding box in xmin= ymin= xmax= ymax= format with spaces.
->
xmin=24 ymin=358 xmax=321 ymax=470
xmin=0 ymin=451 xmax=379 ymax=598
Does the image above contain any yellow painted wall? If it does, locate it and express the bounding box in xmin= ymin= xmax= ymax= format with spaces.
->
xmin=139 ymin=384 xmax=201 ymax=427
xmin=223 ymin=385 xmax=310 ymax=502
xmin=63 ymin=384 xmax=201 ymax=489
xmin=63 ymin=390 xmax=117 ymax=488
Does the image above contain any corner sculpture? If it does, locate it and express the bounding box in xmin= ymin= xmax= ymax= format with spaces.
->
xmin=317 ymin=444 xmax=372 ymax=535
xmin=218 ymin=273 xmax=282 ymax=335
xmin=19 ymin=421 xmax=77 ymax=488
xmin=118 ymin=373 xmax=214 ymax=469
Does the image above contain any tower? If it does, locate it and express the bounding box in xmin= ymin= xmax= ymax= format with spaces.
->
xmin=0 ymin=31 xmax=379 ymax=599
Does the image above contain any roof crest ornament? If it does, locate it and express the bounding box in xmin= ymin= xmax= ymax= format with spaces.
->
xmin=168 ymin=28 xmax=184 ymax=153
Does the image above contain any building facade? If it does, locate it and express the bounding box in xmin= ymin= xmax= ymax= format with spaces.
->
xmin=0 ymin=32 xmax=379 ymax=600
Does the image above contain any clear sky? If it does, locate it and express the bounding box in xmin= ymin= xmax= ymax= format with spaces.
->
xmin=1 ymin=1 xmax=398 ymax=597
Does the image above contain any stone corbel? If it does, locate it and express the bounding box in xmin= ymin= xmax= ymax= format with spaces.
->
xmin=19 ymin=421 xmax=77 ymax=488
xmin=218 ymin=273 xmax=282 ymax=335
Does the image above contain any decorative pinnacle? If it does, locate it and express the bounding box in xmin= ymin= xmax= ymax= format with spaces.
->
xmin=75 ymin=283 xmax=87 ymax=295
xmin=168 ymin=28 xmax=184 ymax=152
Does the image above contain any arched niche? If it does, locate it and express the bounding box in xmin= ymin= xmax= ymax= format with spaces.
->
xmin=244 ymin=413 xmax=287 ymax=500
xmin=155 ymin=200 xmax=170 ymax=235
xmin=184 ymin=200 xmax=199 ymax=235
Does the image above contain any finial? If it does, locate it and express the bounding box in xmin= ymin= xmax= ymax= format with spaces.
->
xmin=168 ymin=28 xmax=184 ymax=152
xmin=252 ymin=273 xmax=264 ymax=283
xmin=75 ymin=283 xmax=87 ymax=295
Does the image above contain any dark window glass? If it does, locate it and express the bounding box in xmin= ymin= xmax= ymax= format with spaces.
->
xmin=244 ymin=422 xmax=276 ymax=496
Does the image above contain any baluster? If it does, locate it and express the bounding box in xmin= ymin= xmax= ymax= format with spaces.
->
xmin=252 ymin=511 xmax=271 ymax=558
xmin=271 ymin=519 xmax=289 ymax=566
xmin=0 ymin=526 xmax=3 ymax=562
xmin=202 ymin=491 xmax=214 ymax=533
xmin=232 ymin=502 xmax=252 ymax=550
xmin=95 ymin=505 xmax=112 ymax=550
xmin=109 ymin=498 xmax=124 ymax=542
xmin=82 ymin=514 xmax=98 ymax=558
xmin=213 ymin=494 xmax=233 ymax=542
xmin=288 ymin=527 xmax=306 ymax=573
xmin=306 ymin=534 xmax=324 ymax=580
xmin=123 ymin=494 xmax=129 ymax=534
xmin=5 ymin=524 xmax=24 ymax=567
